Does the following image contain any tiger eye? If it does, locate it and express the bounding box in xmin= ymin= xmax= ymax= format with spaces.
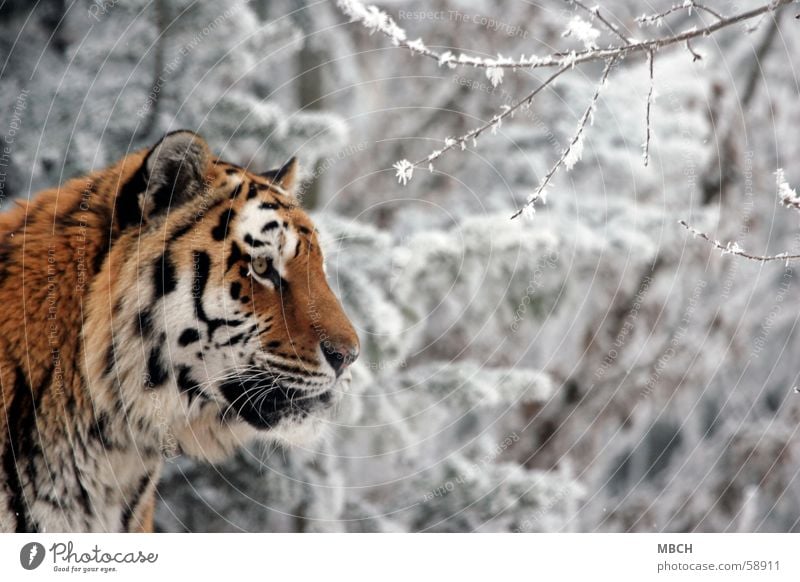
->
xmin=251 ymin=256 xmax=269 ymax=276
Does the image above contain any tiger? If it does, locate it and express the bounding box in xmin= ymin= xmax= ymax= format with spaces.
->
xmin=0 ymin=130 xmax=360 ymax=532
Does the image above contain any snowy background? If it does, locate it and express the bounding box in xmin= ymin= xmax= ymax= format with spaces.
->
xmin=2 ymin=0 xmax=800 ymax=532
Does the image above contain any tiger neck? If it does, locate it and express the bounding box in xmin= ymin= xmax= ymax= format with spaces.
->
xmin=0 ymin=202 xmax=167 ymax=532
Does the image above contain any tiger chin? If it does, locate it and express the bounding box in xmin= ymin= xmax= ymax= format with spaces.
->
xmin=0 ymin=131 xmax=359 ymax=533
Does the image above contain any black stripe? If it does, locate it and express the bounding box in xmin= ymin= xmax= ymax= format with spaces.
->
xmin=70 ymin=445 xmax=94 ymax=518
xmin=274 ymin=351 xmax=318 ymax=366
xmin=211 ymin=207 xmax=236 ymax=242
xmin=264 ymin=258 xmax=288 ymax=291
xmin=229 ymin=282 xmax=241 ymax=301
xmin=176 ymin=366 xmax=207 ymax=406
xmin=0 ymin=241 xmax=12 ymax=286
xmin=226 ymin=242 xmax=243 ymax=273
xmin=170 ymin=221 xmax=194 ymax=241
xmin=89 ymin=412 xmax=114 ymax=450
xmin=50 ymin=189 xmax=111 ymax=275
xmin=261 ymin=221 xmax=279 ymax=233
xmin=2 ymin=367 xmax=39 ymax=532
xmin=146 ymin=345 xmax=168 ymax=387
xmin=243 ymin=234 xmax=265 ymax=248
xmin=120 ymin=473 xmax=151 ymax=532
xmin=103 ymin=343 xmax=116 ymax=377
xmin=136 ymin=308 xmax=153 ymax=339
xmin=262 ymin=360 xmax=325 ymax=380
xmin=194 ymin=251 xmax=211 ymax=292
xmin=178 ymin=328 xmax=200 ymax=346
xmin=52 ymin=185 xmax=111 ymax=277
xmin=153 ymin=252 xmax=177 ymax=299
xmin=193 ymin=252 xmax=218 ymax=335
xmin=200 ymin=196 xmax=228 ymax=218
xmin=115 ymin=166 xmax=147 ymax=232
xmin=225 ymin=327 xmax=253 ymax=347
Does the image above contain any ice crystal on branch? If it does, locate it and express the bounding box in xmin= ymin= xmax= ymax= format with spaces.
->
xmin=562 ymin=16 xmax=601 ymax=50
xmin=777 ymin=168 xmax=800 ymax=210
xmin=563 ymin=133 xmax=585 ymax=171
xmin=486 ymin=66 xmax=504 ymax=88
xmin=393 ymin=159 xmax=414 ymax=185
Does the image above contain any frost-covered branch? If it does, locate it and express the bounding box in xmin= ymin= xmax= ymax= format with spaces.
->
xmin=511 ymin=58 xmax=617 ymax=220
xmin=679 ymin=220 xmax=800 ymax=262
xmin=340 ymin=0 xmax=793 ymax=220
xmin=681 ymin=168 xmax=800 ymax=262
xmin=392 ymin=64 xmax=572 ymax=186
xmin=637 ymin=1 xmax=725 ymax=26
xmin=643 ymin=51 xmax=655 ymax=166
xmin=338 ymin=0 xmax=791 ymax=73
xmin=336 ymin=0 xmax=521 ymax=79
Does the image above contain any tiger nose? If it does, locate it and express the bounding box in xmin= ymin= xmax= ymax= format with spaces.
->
xmin=321 ymin=341 xmax=359 ymax=376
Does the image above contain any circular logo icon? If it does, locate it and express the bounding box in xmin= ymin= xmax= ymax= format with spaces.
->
xmin=20 ymin=542 xmax=45 ymax=570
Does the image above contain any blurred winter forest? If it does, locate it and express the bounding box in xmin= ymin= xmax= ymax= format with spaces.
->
xmin=2 ymin=0 xmax=800 ymax=532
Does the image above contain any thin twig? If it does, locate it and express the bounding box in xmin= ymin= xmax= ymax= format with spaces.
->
xmin=685 ymin=39 xmax=703 ymax=61
xmin=679 ymin=220 xmax=800 ymax=262
xmin=511 ymin=58 xmax=617 ymax=220
xmin=636 ymin=1 xmax=689 ymax=24
xmin=693 ymin=3 xmax=726 ymax=22
xmin=338 ymin=0 xmax=792 ymax=71
xmin=638 ymin=1 xmax=724 ymax=25
xmin=741 ymin=10 xmax=784 ymax=105
xmin=571 ymin=0 xmax=632 ymax=45
xmin=409 ymin=65 xmax=572 ymax=170
xmin=643 ymin=50 xmax=654 ymax=166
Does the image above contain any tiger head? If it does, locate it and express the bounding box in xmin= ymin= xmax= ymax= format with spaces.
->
xmin=87 ymin=131 xmax=359 ymax=457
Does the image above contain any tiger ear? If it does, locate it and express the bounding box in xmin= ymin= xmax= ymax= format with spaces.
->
xmin=260 ymin=157 xmax=299 ymax=193
xmin=139 ymin=130 xmax=210 ymax=220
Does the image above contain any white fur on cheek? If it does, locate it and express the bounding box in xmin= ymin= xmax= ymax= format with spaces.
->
xmin=159 ymin=262 xmax=256 ymax=407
